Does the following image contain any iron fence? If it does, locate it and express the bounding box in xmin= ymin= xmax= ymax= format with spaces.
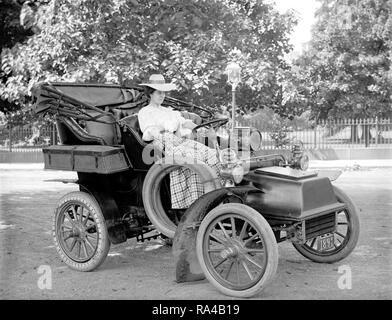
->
xmin=0 ymin=118 xmax=391 ymax=152
xmin=0 ymin=122 xmax=58 ymax=152
xmin=240 ymin=118 xmax=392 ymax=150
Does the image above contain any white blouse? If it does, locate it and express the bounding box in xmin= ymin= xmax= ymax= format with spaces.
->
xmin=138 ymin=105 xmax=193 ymax=141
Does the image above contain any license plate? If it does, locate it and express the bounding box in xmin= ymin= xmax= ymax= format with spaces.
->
xmin=317 ymin=233 xmax=335 ymax=251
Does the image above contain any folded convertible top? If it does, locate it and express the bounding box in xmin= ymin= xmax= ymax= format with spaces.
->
xmin=32 ymin=82 xmax=146 ymax=115
xmin=32 ymin=82 xmax=200 ymax=117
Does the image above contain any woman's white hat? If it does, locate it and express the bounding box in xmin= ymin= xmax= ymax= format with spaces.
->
xmin=139 ymin=74 xmax=177 ymax=91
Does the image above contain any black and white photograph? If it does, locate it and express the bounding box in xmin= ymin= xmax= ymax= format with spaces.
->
xmin=0 ymin=0 xmax=391 ymax=307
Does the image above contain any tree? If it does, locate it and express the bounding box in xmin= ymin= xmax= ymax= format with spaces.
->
xmin=0 ymin=0 xmax=298 ymax=120
xmin=0 ymin=0 xmax=36 ymax=50
xmin=294 ymin=0 xmax=392 ymax=120
xmin=0 ymin=0 xmax=35 ymax=118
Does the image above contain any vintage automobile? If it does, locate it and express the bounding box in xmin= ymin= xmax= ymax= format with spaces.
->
xmin=32 ymin=82 xmax=360 ymax=298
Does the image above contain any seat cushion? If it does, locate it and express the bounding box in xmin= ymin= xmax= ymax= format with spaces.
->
xmin=57 ymin=117 xmax=106 ymax=145
xmin=119 ymin=114 xmax=145 ymax=145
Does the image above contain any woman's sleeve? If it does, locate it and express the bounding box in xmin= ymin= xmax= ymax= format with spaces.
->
xmin=139 ymin=107 xmax=189 ymax=136
xmin=138 ymin=108 xmax=150 ymax=133
xmin=138 ymin=108 xmax=163 ymax=141
xmin=161 ymin=110 xmax=185 ymax=132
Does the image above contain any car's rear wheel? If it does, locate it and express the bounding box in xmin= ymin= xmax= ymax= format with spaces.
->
xmin=196 ymin=203 xmax=278 ymax=298
xmin=53 ymin=191 xmax=110 ymax=271
xmin=292 ymin=186 xmax=360 ymax=263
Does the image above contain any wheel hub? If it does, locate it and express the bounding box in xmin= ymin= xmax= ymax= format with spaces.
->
xmin=220 ymin=247 xmax=236 ymax=259
xmin=72 ymin=223 xmax=87 ymax=239
xmin=220 ymin=242 xmax=243 ymax=259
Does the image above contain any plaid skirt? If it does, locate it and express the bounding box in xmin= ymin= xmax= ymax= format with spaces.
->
xmin=153 ymin=132 xmax=222 ymax=209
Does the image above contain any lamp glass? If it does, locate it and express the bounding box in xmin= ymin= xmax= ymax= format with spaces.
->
xmin=226 ymin=62 xmax=241 ymax=85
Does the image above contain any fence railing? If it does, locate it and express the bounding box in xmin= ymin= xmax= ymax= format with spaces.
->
xmin=239 ymin=118 xmax=392 ymax=150
xmin=0 ymin=118 xmax=391 ymax=152
xmin=0 ymin=123 xmax=58 ymax=152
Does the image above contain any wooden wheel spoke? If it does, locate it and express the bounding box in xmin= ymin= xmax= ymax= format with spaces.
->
xmin=236 ymin=260 xmax=240 ymax=284
xmin=71 ymin=206 xmax=78 ymax=221
xmin=230 ymin=217 xmax=236 ymax=238
xmin=244 ymin=233 xmax=259 ymax=245
xmin=77 ymin=241 xmax=82 ymax=258
xmin=208 ymin=247 xmax=225 ymax=253
xmin=240 ymin=260 xmax=254 ymax=281
xmin=213 ymin=256 xmax=228 ymax=269
xmin=63 ymin=234 xmax=74 ymax=241
xmin=239 ymin=222 xmax=248 ymax=240
xmin=209 ymin=233 xmax=226 ymax=245
xmin=82 ymin=241 xmax=89 ymax=258
xmin=85 ymin=237 xmax=96 ymax=251
xmin=244 ymin=254 xmax=263 ymax=269
xmin=86 ymin=233 xmax=97 ymax=240
xmin=85 ymin=224 xmax=96 ymax=232
xmin=69 ymin=238 xmax=77 ymax=252
xmin=217 ymin=222 xmax=230 ymax=240
xmin=225 ymin=260 xmax=235 ymax=280
xmin=83 ymin=211 xmax=91 ymax=226
xmin=335 ymin=231 xmax=346 ymax=239
xmin=245 ymin=248 xmax=264 ymax=253
xmin=65 ymin=212 xmax=75 ymax=225
xmin=80 ymin=206 xmax=85 ymax=222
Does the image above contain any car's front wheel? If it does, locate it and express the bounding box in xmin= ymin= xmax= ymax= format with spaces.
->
xmin=196 ymin=203 xmax=278 ymax=298
xmin=292 ymin=186 xmax=360 ymax=263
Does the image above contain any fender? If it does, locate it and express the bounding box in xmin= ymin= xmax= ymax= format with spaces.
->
xmin=45 ymin=178 xmax=127 ymax=244
xmin=172 ymin=185 xmax=263 ymax=283
xmin=313 ymin=169 xmax=342 ymax=181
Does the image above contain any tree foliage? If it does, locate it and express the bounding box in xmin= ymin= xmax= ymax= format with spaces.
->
xmin=294 ymin=0 xmax=392 ymax=120
xmin=0 ymin=0 xmax=35 ymax=49
xmin=0 ymin=0 xmax=298 ymax=120
xmin=0 ymin=0 xmax=35 ymax=117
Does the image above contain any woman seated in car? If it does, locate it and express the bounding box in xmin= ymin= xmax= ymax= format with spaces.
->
xmin=138 ymin=74 xmax=222 ymax=209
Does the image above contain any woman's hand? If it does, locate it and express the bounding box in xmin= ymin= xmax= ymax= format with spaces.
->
xmin=182 ymin=120 xmax=198 ymax=130
xmin=175 ymin=120 xmax=195 ymax=139
xmin=143 ymin=125 xmax=164 ymax=141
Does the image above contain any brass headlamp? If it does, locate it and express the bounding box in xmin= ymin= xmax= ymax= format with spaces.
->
xmin=218 ymin=148 xmax=245 ymax=184
xmin=289 ymin=141 xmax=309 ymax=171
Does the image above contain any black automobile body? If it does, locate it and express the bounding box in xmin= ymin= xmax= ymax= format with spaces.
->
xmin=32 ymin=82 xmax=360 ymax=298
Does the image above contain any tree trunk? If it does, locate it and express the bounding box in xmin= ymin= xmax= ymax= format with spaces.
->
xmin=364 ymin=124 xmax=370 ymax=148
xmin=350 ymin=125 xmax=358 ymax=145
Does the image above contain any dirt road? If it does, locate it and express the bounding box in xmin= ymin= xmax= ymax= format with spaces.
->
xmin=1 ymin=167 xmax=391 ymax=299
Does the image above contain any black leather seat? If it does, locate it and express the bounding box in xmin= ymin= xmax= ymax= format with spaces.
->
xmin=120 ymin=114 xmax=148 ymax=146
xmin=120 ymin=114 xmax=162 ymax=170
xmin=56 ymin=116 xmax=106 ymax=145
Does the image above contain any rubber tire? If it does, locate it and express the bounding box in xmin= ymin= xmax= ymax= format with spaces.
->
xmin=142 ymin=165 xmax=177 ymax=238
xmin=143 ymin=159 xmax=221 ymax=239
xmin=196 ymin=203 xmax=279 ymax=298
xmin=293 ymin=186 xmax=360 ymax=263
xmin=53 ymin=191 xmax=111 ymax=272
